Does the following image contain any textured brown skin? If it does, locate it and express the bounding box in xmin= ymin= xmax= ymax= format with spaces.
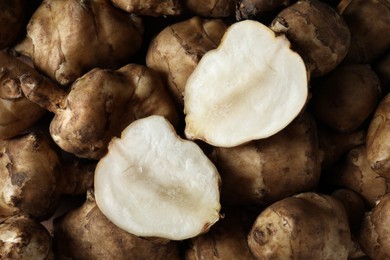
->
xmin=338 ymin=0 xmax=390 ymax=63
xmin=358 ymin=193 xmax=390 ymax=259
xmin=111 ymin=0 xmax=182 ymax=16
xmin=21 ymin=64 xmax=178 ymax=159
xmin=15 ymin=0 xmax=143 ymax=86
xmin=318 ymin=126 xmax=365 ymax=169
xmin=0 ymin=133 xmax=61 ymax=221
xmin=366 ymin=93 xmax=390 ymax=178
xmin=185 ymin=0 xmax=236 ymax=17
xmin=0 ymin=215 xmax=53 ymax=260
xmin=0 ymin=0 xmax=25 ymax=49
xmin=248 ymin=193 xmax=351 ymax=259
xmin=54 ymin=191 xmax=180 ymax=260
xmin=213 ymin=113 xmax=321 ymax=206
xmin=0 ymin=52 xmax=47 ymax=139
xmin=271 ymin=0 xmax=351 ymax=77
xmin=185 ymin=210 xmax=256 ymax=260
xmin=331 ymin=189 xmax=367 ymax=233
xmin=147 ymin=17 xmax=227 ymax=107
xmin=236 ymin=0 xmax=290 ymax=20
xmin=333 ymin=146 xmax=390 ymax=208
xmin=375 ymin=52 xmax=390 ymax=93
xmin=311 ymin=64 xmax=381 ymax=133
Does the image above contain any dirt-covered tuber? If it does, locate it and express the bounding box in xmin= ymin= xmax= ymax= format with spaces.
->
xmin=146 ymin=17 xmax=227 ymax=107
xmin=111 ymin=0 xmax=183 ymax=16
xmin=0 ymin=51 xmax=46 ymax=139
xmin=15 ymin=0 xmax=144 ymax=86
xmin=21 ymin=64 xmax=178 ymax=159
xmin=271 ymin=0 xmax=351 ymax=76
xmin=0 ymin=214 xmax=53 ymax=260
xmin=54 ymin=190 xmax=180 ymax=260
xmin=247 ymin=192 xmax=351 ymax=259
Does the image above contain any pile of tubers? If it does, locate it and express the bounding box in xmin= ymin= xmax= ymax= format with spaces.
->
xmin=0 ymin=0 xmax=389 ymax=259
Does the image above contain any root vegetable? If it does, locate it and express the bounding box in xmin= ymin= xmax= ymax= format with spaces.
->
xmin=184 ymin=20 xmax=308 ymax=147
xmin=0 ymin=214 xmax=53 ymax=260
xmin=94 ymin=115 xmax=221 ymax=240
xmin=0 ymin=0 xmax=25 ymax=49
xmin=366 ymin=93 xmax=390 ymax=178
xmin=146 ymin=17 xmax=227 ymax=107
xmin=54 ymin=190 xmax=180 ymax=260
xmin=185 ymin=210 xmax=256 ymax=260
xmin=236 ymin=0 xmax=290 ymax=20
xmin=375 ymin=52 xmax=390 ymax=93
xmin=358 ymin=193 xmax=390 ymax=259
xmin=0 ymin=51 xmax=46 ymax=139
xmin=333 ymin=145 xmax=390 ymax=207
xmin=21 ymin=64 xmax=178 ymax=159
xmin=111 ymin=0 xmax=182 ymax=16
xmin=185 ymin=0 xmax=236 ymax=17
xmin=213 ymin=113 xmax=321 ymax=206
xmin=14 ymin=0 xmax=144 ymax=86
xmin=247 ymin=192 xmax=351 ymax=259
xmin=311 ymin=64 xmax=381 ymax=133
xmin=0 ymin=132 xmax=95 ymax=220
xmin=337 ymin=0 xmax=390 ymax=63
xmin=271 ymin=0 xmax=351 ymax=76
xmin=318 ymin=126 xmax=365 ymax=169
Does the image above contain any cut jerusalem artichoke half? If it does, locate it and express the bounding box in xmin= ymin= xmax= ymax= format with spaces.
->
xmin=95 ymin=115 xmax=221 ymax=241
xmin=184 ymin=20 xmax=308 ymax=148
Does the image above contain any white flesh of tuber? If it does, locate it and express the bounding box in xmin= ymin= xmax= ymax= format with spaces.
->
xmin=184 ymin=20 xmax=308 ymax=147
xmin=94 ymin=115 xmax=221 ymax=240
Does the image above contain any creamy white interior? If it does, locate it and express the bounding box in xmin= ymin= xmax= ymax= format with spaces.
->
xmin=94 ymin=115 xmax=221 ymax=240
xmin=184 ymin=20 xmax=308 ymax=147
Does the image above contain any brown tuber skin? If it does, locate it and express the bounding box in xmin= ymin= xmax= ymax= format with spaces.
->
xmin=185 ymin=210 xmax=256 ymax=260
xmin=333 ymin=145 xmax=390 ymax=208
xmin=271 ymin=0 xmax=351 ymax=77
xmin=0 ymin=0 xmax=25 ymax=49
xmin=0 ymin=132 xmax=95 ymax=220
xmin=146 ymin=17 xmax=227 ymax=107
xmin=247 ymin=192 xmax=351 ymax=259
xmin=54 ymin=190 xmax=180 ymax=260
xmin=0 ymin=51 xmax=46 ymax=139
xmin=358 ymin=193 xmax=390 ymax=259
xmin=236 ymin=0 xmax=290 ymax=20
xmin=21 ymin=64 xmax=178 ymax=159
xmin=311 ymin=64 xmax=381 ymax=133
xmin=317 ymin=126 xmax=365 ymax=170
xmin=337 ymin=0 xmax=390 ymax=63
xmin=111 ymin=0 xmax=183 ymax=16
xmin=0 ymin=214 xmax=53 ymax=260
xmin=14 ymin=0 xmax=144 ymax=86
xmin=213 ymin=113 xmax=321 ymax=206
xmin=185 ymin=0 xmax=237 ymax=17
xmin=366 ymin=93 xmax=390 ymax=178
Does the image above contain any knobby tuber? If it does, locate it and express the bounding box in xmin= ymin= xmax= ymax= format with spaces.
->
xmin=15 ymin=0 xmax=144 ymax=86
xmin=213 ymin=113 xmax=321 ymax=206
xmin=0 ymin=214 xmax=53 ymax=260
xmin=271 ymin=0 xmax=351 ymax=76
xmin=247 ymin=192 xmax=351 ymax=259
xmin=0 ymin=51 xmax=46 ymax=139
xmin=54 ymin=190 xmax=180 ymax=260
xmin=0 ymin=132 xmax=95 ymax=220
xmin=146 ymin=17 xmax=227 ymax=107
xmin=111 ymin=0 xmax=183 ymax=16
xmin=21 ymin=64 xmax=178 ymax=159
